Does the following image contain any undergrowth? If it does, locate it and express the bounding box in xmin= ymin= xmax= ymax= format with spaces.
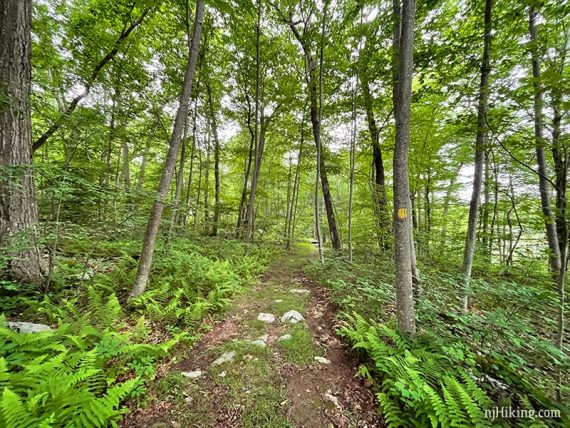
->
xmin=0 ymin=232 xmax=280 ymax=427
xmin=306 ymin=250 xmax=569 ymax=427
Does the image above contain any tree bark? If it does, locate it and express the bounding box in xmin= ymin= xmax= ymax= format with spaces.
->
xmin=243 ymin=0 xmax=263 ymax=242
xmin=461 ymin=0 xmax=493 ymax=311
xmin=359 ymin=45 xmax=390 ymax=249
xmin=130 ymin=0 xmax=204 ymax=298
xmin=168 ymin=124 xmax=187 ymax=236
xmin=245 ymin=114 xmax=268 ymax=242
xmin=528 ymin=6 xmax=562 ymax=275
xmin=285 ymin=101 xmax=307 ymax=249
xmin=183 ymin=94 xmax=199 ymax=225
xmin=236 ymin=90 xmax=255 ymax=236
xmin=348 ymin=85 xmax=357 ymax=262
xmin=285 ymin=5 xmax=342 ymax=252
xmin=0 ymin=0 xmax=45 ymax=286
xmin=207 ymin=82 xmax=221 ymax=236
xmin=552 ymin=87 xmax=567 ymax=257
xmin=392 ymin=0 xmax=416 ymax=334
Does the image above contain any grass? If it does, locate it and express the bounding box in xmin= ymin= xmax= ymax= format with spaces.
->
xmin=277 ymin=323 xmax=321 ymax=366
xmin=207 ymin=341 xmax=293 ymax=427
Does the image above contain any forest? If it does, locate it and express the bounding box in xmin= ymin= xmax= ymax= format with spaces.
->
xmin=0 ymin=0 xmax=569 ymax=426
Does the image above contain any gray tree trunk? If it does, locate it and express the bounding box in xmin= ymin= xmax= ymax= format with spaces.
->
xmin=359 ymin=41 xmax=390 ymax=249
xmin=392 ymin=0 xmax=416 ymax=334
xmin=130 ymin=0 xmax=204 ymax=298
xmin=244 ymin=0 xmax=263 ymax=242
xmin=348 ymin=83 xmax=357 ymax=262
xmin=207 ymin=82 xmax=221 ymax=236
xmin=528 ymin=7 xmax=562 ymax=275
xmin=461 ymin=0 xmax=493 ymax=311
xmin=285 ymin=4 xmax=341 ymax=252
xmin=0 ymin=0 xmax=46 ymax=286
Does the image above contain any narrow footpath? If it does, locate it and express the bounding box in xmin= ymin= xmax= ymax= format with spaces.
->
xmin=125 ymin=249 xmax=383 ymax=427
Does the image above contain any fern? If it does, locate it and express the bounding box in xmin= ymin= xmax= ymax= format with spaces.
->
xmin=340 ymin=315 xmax=502 ymax=428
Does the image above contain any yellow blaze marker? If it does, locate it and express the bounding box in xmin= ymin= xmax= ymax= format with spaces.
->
xmin=397 ymin=208 xmax=407 ymax=219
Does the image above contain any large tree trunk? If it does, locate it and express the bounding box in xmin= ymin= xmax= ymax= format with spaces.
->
xmin=460 ymin=0 xmax=493 ymax=311
xmin=130 ymin=0 xmax=204 ymax=298
xmin=528 ymin=7 xmax=562 ymax=275
xmin=0 ymin=0 xmax=45 ymax=286
xmin=392 ymin=0 xmax=416 ymax=334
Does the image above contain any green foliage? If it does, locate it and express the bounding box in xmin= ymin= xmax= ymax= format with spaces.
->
xmin=129 ymin=238 xmax=278 ymax=327
xmin=0 ymin=286 xmax=185 ymax=427
xmin=340 ymin=314 xmax=568 ymax=427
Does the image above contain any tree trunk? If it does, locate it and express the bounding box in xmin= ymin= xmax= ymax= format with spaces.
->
xmin=528 ymin=6 xmax=562 ymax=275
xmin=348 ymin=85 xmax=357 ymax=262
xmin=203 ymin=118 xmax=211 ymax=233
xmin=183 ymin=95 xmax=199 ymax=225
xmin=392 ymin=0 xmax=416 ymax=334
xmin=130 ymin=0 xmax=204 ymax=298
xmin=168 ymin=124 xmax=187 ymax=235
xmin=121 ymin=141 xmax=131 ymax=193
xmin=461 ymin=0 xmax=493 ymax=311
xmin=207 ymin=82 xmax=221 ymax=236
xmin=245 ymin=115 xmax=267 ymax=242
xmin=482 ymin=149 xmax=490 ymax=247
xmin=236 ymin=99 xmax=255 ymax=237
xmin=285 ymin=3 xmax=342 ymax=252
xmin=285 ymin=102 xmax=307 ymax=249
xmin=194 ymin=149 xmax=203 ymax=228
xmin=243 ymin=0 xmax=263 ymax=242
xmin=551 ymin=87 xmax=567 ymax=257
xmin=359 ymin=47 xmax=390 ymax=249
xmin=284 ymin=153 xmax=293 ymax=244
xmin=0 ymin=0 xmax=45 ymax=286
xmin=441 ymin=163 xmax=463 ymax=245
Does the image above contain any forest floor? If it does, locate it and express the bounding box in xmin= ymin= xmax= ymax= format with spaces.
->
xmin=123 ymin=247 xmax=383 ymax=427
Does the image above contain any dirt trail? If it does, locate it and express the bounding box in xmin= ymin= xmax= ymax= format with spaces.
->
xmin=124 ymin=250 xmax=383 ymax=428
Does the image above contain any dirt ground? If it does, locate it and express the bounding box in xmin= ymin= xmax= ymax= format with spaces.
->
xmin=123 ymin=249 xmax=383 ymax=428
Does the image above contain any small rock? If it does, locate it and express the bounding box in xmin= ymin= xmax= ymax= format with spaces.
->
xmin=259 ymin=334 xmax=269 ymax=342
xmin=278 ymin=334 xmax=292 ymax=342
xmin=281 ymin=310 xmax=304 ymax=324
xmin=250 ymin=339 xmax=267 ymax=347
xmin=212 ymin=351 xmax=236 ymax=366
xmin=290 ymin=288 xmax=310 ymax=294
xmin=257 ymin=313 xmax=276 ymax=323
xmin=218 ymin=371 xmax=227 ymax=378
xmin=275 ymin=299 xmax=283 ymax=303
xmin=314 ymin=356 xmax=331 ymax=365
xmin=81 ymin=270 xmax=94 ymax=280
xmin=171 ymin=422 xmax=181 ymax=428
xmin=324 ymin=390 xmax=341 ymax=409
xmin=6 ymin=322 xmax=52 ymax=334
xmin=181 ymin=370 xmax=203 ymax=379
